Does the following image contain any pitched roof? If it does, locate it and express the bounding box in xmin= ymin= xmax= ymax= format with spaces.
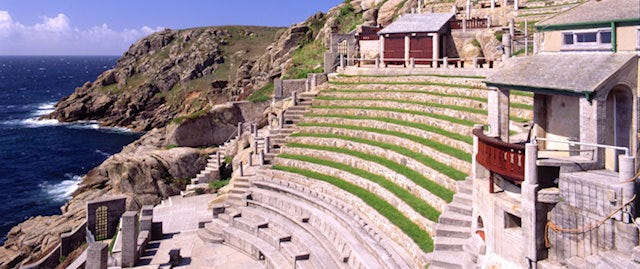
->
xmin=378 ymin=13 xmax=455 ymax=34
xmin=537 ymin=0 xmax=640 ymax=27
xmin=485 ymin=54 xmax=638 ymax=94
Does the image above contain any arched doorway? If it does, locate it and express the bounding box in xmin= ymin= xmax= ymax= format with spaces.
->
xmin=604 ymin=85 xmax=633 ymax=171
xmin=476 ymin=216 xmax=485 ymax=242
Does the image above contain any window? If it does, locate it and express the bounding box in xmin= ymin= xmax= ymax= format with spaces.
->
xmin=504 ymin=212 xmax=522 ymax=228
xmin=561 ymin=29 xmax=612 ymax=50
xmin=563 ymin=33 xmax=574 ymax=45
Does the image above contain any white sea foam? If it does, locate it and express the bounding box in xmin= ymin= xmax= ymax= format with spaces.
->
xmin=40 ymin=173 xmax=83 ymax=202
xmin=33 ymin=102 xmax=56 ymax=116
xmin=95 ymin=149 xmax=112 ymax=157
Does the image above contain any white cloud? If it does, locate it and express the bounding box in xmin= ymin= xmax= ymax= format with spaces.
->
xmin=0 ymin=10 xmax=164 ymax=55
xmin=34 ymin=13 xmax=70 ymax=32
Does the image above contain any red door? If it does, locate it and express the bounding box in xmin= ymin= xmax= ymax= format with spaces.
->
xmin=384 ymin=36 xmax=405 ymax=65
xmin=409 ymin=36 xmax=433 ymax=65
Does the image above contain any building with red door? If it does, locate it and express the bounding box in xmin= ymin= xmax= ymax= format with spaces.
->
xmin=377 ymin=13 xmax=455 ymax=66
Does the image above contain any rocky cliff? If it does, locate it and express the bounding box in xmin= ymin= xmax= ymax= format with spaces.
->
xmin=0 ymin=1 xmax=430 ymax=267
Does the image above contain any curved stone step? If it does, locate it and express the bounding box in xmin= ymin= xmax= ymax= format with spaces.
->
xmin=330 ymin=75 xmax=485 ymax=88
xmin=312 ymin=99 xmax=486 ymax=123
xmin=223 ymin=225 xmax=289 ymax=268
xmin=250 ymin=184 xmax=400 ymax=269
xmin=428 ymin=250 xmax=474 ymax=269
xmin=320 ymin=91 xmax=487 ymax=111
xmin=300 ymin=112 xmax=472 ymax=152
xmin=327 ymin=83 xmax=533 ymax=105
xmin=434 ymin=236 xmax=465 ymax=251
xmin=285 ymin=136 xmax=461 ymax=191
xmin=252 ymin=172 xmax=424 ymax=268
xmin=242 ymin=205 xmax=343 ymax=269
xmin=295 ymin=124 xmax=471 ymax=174
xmin=273 ymin=154 xmax=438 ymax=231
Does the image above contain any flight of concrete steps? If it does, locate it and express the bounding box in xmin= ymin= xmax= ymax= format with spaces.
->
xmin=516 ymin=0 xmax=584 ymax=22
xmin=429 ymin=178 xmax=479 ymax=269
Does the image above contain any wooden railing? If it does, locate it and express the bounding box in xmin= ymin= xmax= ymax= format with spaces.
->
xmin=473 ymin=128 xmax=525 ymax=187
xmin=450 ymin=18 xmax=489 ymax=30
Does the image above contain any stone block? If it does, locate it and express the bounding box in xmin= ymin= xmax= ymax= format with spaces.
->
xmin=169 ymin=248 xmax=182 ymax=266
xmin=141 ymin=205 xmax=154 ymax=217
xmin=86 ymin=242 xmax=108 ymax=269
xmin=121 ymin=211 xmax=139 ymax=268
xmin=140 ymin=215 xmax=153 ymax=232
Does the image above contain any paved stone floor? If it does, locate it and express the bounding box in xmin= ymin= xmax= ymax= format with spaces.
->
xmin=134 ymin=194 xmax=262 ymax=268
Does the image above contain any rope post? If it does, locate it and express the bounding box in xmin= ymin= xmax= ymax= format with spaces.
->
xmin=265 ymin=137 xmax=271 ymax=153
xmin=237 ymin=122 xmax=243 ymax=138
xmin=216 ymin=151 xmax=221 ymax=167
xmin=279 ymin=111 xmax=285 ymax=128
xmin=239 ymin=161 xmax=244 ymax=177
xmin=619 ymin=155 xmax=636 ymax=223
xmin=253 ymin=140 xmax=258 ymax=154
xmin=260 ymin=150 xmax=265 ymax=165
xmin=248 ymin=152 xmax=253 ymax=166
xmin=292 ymin=91 xmax=298 ymax=106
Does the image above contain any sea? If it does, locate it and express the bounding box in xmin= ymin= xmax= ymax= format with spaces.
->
xmin=0 ymin=56 xmax=143 ymax=244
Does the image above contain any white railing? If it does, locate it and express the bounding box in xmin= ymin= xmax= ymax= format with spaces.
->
xmin=532 ymin=137 xmax=630 ymax=157
xmin=338 ymin=56 xmax=498 ymax=69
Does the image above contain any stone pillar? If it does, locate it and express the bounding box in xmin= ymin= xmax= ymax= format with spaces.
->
xmin=265 ymin=137 xmax=271 ymax=153
xmin=462 ymin=18 xmax=467 ymax=32
xmin=432 ymin=33 xmax=439 ymax=67
xmin=237 ymin=122 xmax=243 ymax=138
xmin=509 ymin=19 xmax=515 ymax=44
xmin=339 ymin=54 xmax=345 ymax=69
xmin=254 ymin=124 xmax=259 ymax=138
xmin=250 ymin=123 xmax=256 ymax=136
xmin=487 ymin=87 xmax=510 ymax=142
xmin=292 ymin=91 xmax=297 ymax=106
xmin=239 ymin=161 xmax=244 ymax=176
xmin=379 ymin=35 xmax=385 ymax=64
xmin=473 ymin=56 xmax=478 ymax=68
xmin=375 ymin=58 xmax=380 ymax=68
xmin=121 ymin=211 xmax=139 ymax=268
xmin=514 ymin=0 xmax=519 ymax=10
xmin=473 ymin=124 xmax=484 ymax=179
xmin=86 ymin=242 xmax=108 ymax=269
xmin=491 ymin=0 xmax=495 ymax=12
xmin=410 ymin=58 xmax=415 ymax=68
xmin=253 ymin=140 xmax=258 ymax=154
xmin=260 ymin=150 xmax=265 ymax=165
xmin=279 ymin=111 xmax=285 ymax=128
xmin=274 ymin=79 xmax=283 ymax=98
xmin=466 ymin=0 xmax=471 ymax=18
xmin=522 ymin=143 xmax=540 ymax=264
xmin=502 ymin=33 xmax=511 ymax=61
xmin=442 ymin=57 xmax=448 ymax=68
xmin=404 ymin=35 xmax=410 ymax=67
xmin=619 ymin=155 xmax=636 ymax=223
xmin=216 ymin=151 xmax=221 ymax=166
xmin=248 ymin=152 xmax=253 ymax=166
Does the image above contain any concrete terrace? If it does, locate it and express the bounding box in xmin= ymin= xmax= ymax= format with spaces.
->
xmin=181 ymin=73 xmax=534 ymax=268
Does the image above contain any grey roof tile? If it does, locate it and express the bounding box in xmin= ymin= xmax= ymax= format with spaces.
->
xmin=485 ymin=53 xmax=638 ymax=93
xmin=378 ymin=13 xmax=455 ymax=34
xmin=537 ymin=0 xmax=640 ymax=27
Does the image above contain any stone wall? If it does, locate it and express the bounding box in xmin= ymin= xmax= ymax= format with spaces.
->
xmin=547 ymin=171 xmax=638 ymax=264
xmin=86 ymin=196 xmax=127 ymax=241
xmin=60 ymin=221 xmax=87 ymax=258
xmin=274 ymin=79 xmax=306 ymax=99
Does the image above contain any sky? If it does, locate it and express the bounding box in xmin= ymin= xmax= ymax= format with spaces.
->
xmin=0 ymin=0 xmax=343 ymax=55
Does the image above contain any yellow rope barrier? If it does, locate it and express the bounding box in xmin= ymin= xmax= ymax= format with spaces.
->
xmin=545 ymin=195 xmax=636 ymax=248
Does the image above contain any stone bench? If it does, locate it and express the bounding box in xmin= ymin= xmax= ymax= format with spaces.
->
xmin=252 ymin=175 xmax=424 ymax=268
xmin=295 ymin=125 xmax=471 ymax=174
xmin=312 ymin=99 xmax=487 ymax=123
xmin=321 ymin=91 xmax=487 ymax=111
xmin=330 ymin=76 xmax=484 ymax=89
xmin=274 ymin=151 xmax=445 ymax=223
xmin=305 ymin=108 xmax=473 ymax=138
xmin=283 ymin=136 xmax=460 ymax=194
xmin=223 ymin=225 xmax=289 ymax=269
xmin=250 ymin=187 xmax=382 ymax=269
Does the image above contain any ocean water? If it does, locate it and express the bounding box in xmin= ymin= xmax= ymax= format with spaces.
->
xmin=0 ymin=56 xmax=142 ymax=244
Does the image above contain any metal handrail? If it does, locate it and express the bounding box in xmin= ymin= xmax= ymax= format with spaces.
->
xmin=532 ymin=137 xmax=630 ymax=157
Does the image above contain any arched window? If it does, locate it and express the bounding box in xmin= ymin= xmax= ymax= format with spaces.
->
xmin=338 ymin=39 xmax=348 ymax=56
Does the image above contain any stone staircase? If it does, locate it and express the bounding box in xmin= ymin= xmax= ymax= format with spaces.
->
xmin=429 ymin=178 xmax=478 ymax=269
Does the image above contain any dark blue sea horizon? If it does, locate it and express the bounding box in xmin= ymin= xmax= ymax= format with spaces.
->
xmin=0 ymin=56 xmax=142 ymax=244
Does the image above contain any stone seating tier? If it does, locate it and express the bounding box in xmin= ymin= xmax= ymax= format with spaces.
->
xmin=283 ymin=136 xmax=461 ymax=191
xmin=294 ymin=124 xmax=471 ymax=174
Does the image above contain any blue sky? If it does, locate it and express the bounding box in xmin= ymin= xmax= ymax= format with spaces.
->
xmin=0 ymin=0 xmax=343 ymax=55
